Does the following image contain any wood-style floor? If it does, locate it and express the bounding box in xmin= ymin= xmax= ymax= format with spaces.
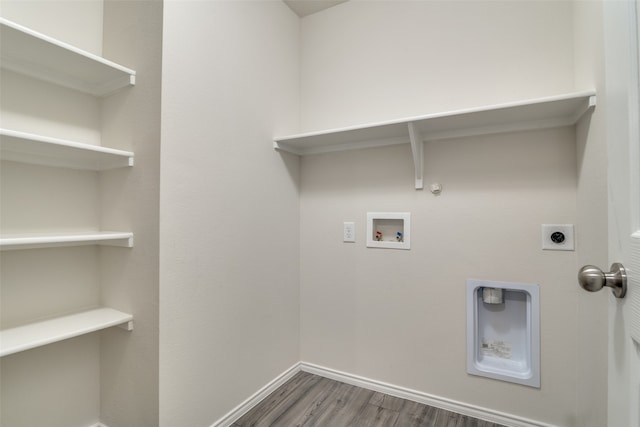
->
xmin=233 ymin=371 xmax=506 ymax=427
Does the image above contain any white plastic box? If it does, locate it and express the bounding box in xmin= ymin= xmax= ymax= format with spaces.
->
xmin=366 ymin=212 xmax=410 ymax=250
xmin=466 ymin=279 xmax=540 ymax=388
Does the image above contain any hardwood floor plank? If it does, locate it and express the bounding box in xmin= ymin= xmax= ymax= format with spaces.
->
xmin=235 ymin=371 xmax=321 ymax=426
xmin=234 ymin=372 xmax=508 ymax=427
xmin=394 ymin=400 xmax=441 ymax=427
xmin=434 ymin=409 xmax=460 ymax=427
xmin=269 ymin=378 xmax=340 ymax=426
xmin=349 ymin=404 xmax=400 ymax=427
xmin=369 ymin=392 xmax=407 ymax=412
xmin=301 ymin=381 xmax=374 ymax=427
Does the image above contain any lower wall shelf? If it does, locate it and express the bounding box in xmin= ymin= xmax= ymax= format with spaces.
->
xmin=0 ymin=231 xmax=134 ymax=250
xmin=0 ymin=307 xmax=133 ymax=357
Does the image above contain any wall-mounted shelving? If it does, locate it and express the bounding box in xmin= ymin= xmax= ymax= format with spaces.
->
xmin=274 ymin=91 xmax=596 ymax=189
xmin=0 ymin=307 xmax=133 ymax=357
xmin=0 ymin=18 xmax=136 ymax=96
xmin=0 ymin=16 xmax=137 ymax=424
xmin=0 ymin=129 xmax=134 ymax=170
xmin=0 ymin=232 xmax=134 ymax=251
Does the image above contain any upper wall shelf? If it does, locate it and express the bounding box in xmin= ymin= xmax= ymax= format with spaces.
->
xmin=0 ymin=18 xmax=136 ymax=96
xmin=274 ymin=91 xmax=596 ymax=189
xmin=0 ymin=129 xmax=134 ymax=170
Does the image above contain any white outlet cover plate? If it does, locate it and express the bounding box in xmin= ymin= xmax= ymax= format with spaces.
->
xmin=343 ymin=221 xmax=355 ymax=242
xmin=541 ymin=224 xmax=575 ymax=251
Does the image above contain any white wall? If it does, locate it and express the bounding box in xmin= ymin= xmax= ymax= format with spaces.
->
xmin=300 ymin=0 xmax=574 ymax=132
xmin=0 ymin=0 xmax=103 ymax=55
xmin=100 ymin=1 xmax=163 ymax=425
xmin=159 ymin=1 xmax=300 ymax=425
xmin=298 ymin=1 xmax=595 ymax=425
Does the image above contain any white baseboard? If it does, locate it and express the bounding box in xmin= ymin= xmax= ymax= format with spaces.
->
xmin=300 ymin=362 xmax=556 ymax=427
xmin=210 ymin=360 xmax=555 ymax=427
xmin=210 ymin=362 xmax=302 ymax=427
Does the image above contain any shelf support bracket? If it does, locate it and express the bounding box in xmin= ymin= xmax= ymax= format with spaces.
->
xmin=571 ymin=94 xmax=597 ymax=124
xmin=408 ymin=122 xmax=424 ymax=190
xmin=118 ymin=320 xmax=134 ymax=331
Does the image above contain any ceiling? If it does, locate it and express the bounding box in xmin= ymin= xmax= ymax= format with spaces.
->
xmin=283 ymin=0 xmax=349 ymax=17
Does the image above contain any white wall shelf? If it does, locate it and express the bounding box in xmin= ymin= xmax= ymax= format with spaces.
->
xmin=0 ymin=18 xmax=136 ymax=96
xmin=274 ymin=91 xmax=596 ymax=189
xmin=0 ymin=232 xmax=134 ymax=251
xmin=0 ymin=308 xmax=133 ymax=357
xmin=0 ymin=129 xmax=134 ymax=170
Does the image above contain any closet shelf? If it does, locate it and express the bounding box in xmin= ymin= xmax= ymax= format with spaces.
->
xmin=0 ymin=231 xmax=134 ymax=251
xmin=0 ymin=308 xmax=133 ymax=357
xmin=0 ymin=18 xmax=136 ymax=96
xmin=0 ymin=129 xmax=134 ymax=170
xmin=274 ymin=91 xmax=596 ymax=189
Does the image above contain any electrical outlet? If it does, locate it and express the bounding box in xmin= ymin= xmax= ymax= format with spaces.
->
xmin=343 ymin=222 xmax=355 ymax=242
xmin=541 ymin=224 xmax=574 ymax=251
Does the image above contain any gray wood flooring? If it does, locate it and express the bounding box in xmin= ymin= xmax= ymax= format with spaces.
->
xmin=233 ymin=371 xmax=506 ymax=427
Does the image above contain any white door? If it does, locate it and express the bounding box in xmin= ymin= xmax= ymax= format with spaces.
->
xmin=604 ymin=1 xmax=640 ymax=426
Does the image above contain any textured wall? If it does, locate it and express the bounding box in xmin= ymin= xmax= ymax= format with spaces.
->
xmin=300 ymin=1 xmax=574 ymax=132
xmin=100 ymin=0 xmax=163 ymax=425
xmin=298 ymin=1 xmax=594 ymax=425
xmin=159 ymin=1 xmax=301 ymax=425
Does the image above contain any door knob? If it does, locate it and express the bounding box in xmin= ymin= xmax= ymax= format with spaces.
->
xmin=578 ymin=263 xmax=627 ymax=298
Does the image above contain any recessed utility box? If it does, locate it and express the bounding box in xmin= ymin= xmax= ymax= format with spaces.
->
xmin=366 ymin=212 xmax=410 ymax=250
xmin=466 ymin=279 xmax=540 ymax=388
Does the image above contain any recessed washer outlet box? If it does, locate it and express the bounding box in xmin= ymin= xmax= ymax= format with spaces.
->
xmin=366 ymin=212 xmax=410 ymax=250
